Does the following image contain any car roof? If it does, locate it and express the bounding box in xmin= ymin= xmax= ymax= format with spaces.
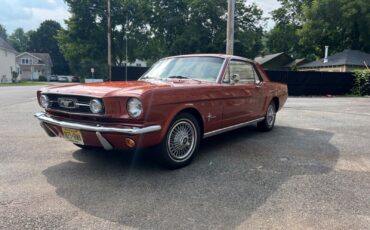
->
xmin=162 ymin=54 xmax=255 ymax=63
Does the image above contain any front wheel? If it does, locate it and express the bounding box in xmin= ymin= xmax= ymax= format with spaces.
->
xmin=157 ymin=113 xmax=201 ymax=169
xmin=257 ymin=102 xmax=277 ymax=132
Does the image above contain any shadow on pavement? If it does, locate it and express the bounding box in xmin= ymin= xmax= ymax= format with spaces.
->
xmin=43 ymin=125 xmax=339 ymax=229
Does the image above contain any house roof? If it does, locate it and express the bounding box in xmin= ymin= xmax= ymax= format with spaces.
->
xmin=254 ymin=52 xmax=285 ymax=65
xmin=0 ymin=37 xmax=17 ymax=53
xmin=32 ymin=53 xmax=53 ymax=66
xmin=300 ymin=50 xmax=370 ymax=68
xmin=284 ymin=58 xmax=308 ymax=68
xmin=17 ymin=52 xmax=53 ymax=66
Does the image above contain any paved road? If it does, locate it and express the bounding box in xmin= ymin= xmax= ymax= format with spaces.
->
xmin=1 ymin=87 xmax=370 ymax=229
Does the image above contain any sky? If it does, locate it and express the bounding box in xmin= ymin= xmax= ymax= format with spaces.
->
xmin=0 ymin=0 xmax=280 ymax=34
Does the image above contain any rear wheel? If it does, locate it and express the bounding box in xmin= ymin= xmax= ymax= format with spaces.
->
xmin=157 ymin=113 xmax=201 ymax=169
xmin=257 ymin=102 xmax=277 ymax=132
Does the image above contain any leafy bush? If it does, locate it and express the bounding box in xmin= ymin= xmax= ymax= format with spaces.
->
xmin=351 ymin=69 xmax=370 ymax=96
xmin=11 ymin=71 xmax=18 ymax=83
xmin=38 ymin=75 xmax=47 ymax=82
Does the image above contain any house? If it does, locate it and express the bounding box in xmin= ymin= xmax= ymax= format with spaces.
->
xmin=254 ymin=52 xmax=308 ymax=71
xmin=0 ymin=37 xmax=18 ymax=83
xmin=16 ymin=52 xmax=53 ymax=81
xmin=299 ymin=49 xmax=370 ymax=72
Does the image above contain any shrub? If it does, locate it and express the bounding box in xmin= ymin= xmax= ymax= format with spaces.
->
xmin=351 ymin=69 xmax=370 ymax=96
xmin=38 ymin=75 xmax=47 ymax=82
xmin=11 ymin=71 xmax=18 ymax=83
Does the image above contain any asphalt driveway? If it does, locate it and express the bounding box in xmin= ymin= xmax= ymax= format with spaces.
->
xmin=1 ymin=86 xmax=370 ymax=229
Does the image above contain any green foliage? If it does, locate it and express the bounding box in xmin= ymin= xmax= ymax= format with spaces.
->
xmin=298 ymin=0 xmax=370 ymax=58
xmin=265 ymin=0 xmax=313 ymax=58
xmin=58 ymin=0 xmax=264 ymax=79
xmin=11 ymin=71 xmax=18 ymax=83
xmin=38 ymin=75 xmax=47 ymax=82
xmin=29 ymin=20 xmax=70 ymax=75
xmin=266 ymin=0 xmax=370 ymax=60
xmin=0 ymin=24 xmax=7 ymax=40
xmin=351 ymin=69 xmax=370 ymax=96
xmin=8 ymin=28 xmax=29 ymax=52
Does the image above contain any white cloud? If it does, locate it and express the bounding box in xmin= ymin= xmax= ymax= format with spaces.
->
xmin=0 ymin=0 xmax=70 ymax=33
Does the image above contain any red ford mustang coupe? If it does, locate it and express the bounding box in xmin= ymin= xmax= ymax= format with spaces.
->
xmin=35 ymin=54 xmax=288 ymax=169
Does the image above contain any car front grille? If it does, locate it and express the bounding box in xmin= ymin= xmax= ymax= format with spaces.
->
xmin=45 ymin=94 xmax=104 ymax=114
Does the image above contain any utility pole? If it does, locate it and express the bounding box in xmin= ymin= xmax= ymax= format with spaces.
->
xmin=125 ymin=15 xmax=128 ymax=82
xmin=107 ymin=0 xmax=112 ymax=81
xmin=226 ymin=0 xmax=235 ymax=55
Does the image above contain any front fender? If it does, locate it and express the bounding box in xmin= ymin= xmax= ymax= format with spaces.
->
xmin=157 ymin=103 xmax=204 ymax=142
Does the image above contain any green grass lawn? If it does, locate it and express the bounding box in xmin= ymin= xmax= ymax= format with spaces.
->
xmin=0 ymin=81 xmax=49 ymax=87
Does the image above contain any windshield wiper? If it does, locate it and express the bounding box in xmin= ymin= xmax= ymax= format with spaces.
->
xmin=140 ymin=76 xmax=165 ymax=81
xmin=140 ymin=75 xmax=153 ymax=80
xmin=167 ymin=76 xmax=202 ymax=82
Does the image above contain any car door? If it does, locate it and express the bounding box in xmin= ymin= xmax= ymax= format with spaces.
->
xmin=221 ymin=60 xmax=265 ymax=127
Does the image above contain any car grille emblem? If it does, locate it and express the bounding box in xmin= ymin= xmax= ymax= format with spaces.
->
xmin=58 ymin=98 xmax=78 ymax=109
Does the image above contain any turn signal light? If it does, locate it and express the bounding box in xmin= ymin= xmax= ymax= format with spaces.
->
xmin=125 ymin=138 xmax=136 ymax=148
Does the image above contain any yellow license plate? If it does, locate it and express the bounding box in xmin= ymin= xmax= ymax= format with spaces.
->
xmin=62 ymin=128 xmax=84 ymax=145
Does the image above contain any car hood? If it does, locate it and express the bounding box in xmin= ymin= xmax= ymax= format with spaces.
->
xmin=41 ymin=80 xmax=209 ymax=97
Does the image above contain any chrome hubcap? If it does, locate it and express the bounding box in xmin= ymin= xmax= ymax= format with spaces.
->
xmin=167 ymin=120 xmax=196 ymax=162
xmin=267 ymin=105 xmax=276 ymax=126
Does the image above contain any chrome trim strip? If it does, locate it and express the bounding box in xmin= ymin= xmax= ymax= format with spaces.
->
xmin=39 ymin=122 xmax=58 ymax=137
xmin=215 ymin=58 xmax=228 ymax=83
xmin=203 ymin=117 xmax=265 ymax=138
xmin=96 ymin=132 xmax=113 ymax=150
xmin=34 ymin=112 xmax=162 ymax=135
xmin=75 ymin=103 xmax=90 ymax=107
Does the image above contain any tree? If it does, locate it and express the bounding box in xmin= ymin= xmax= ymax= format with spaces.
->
xmin=298 ymin=0 xmax=370 ymax=58
xmin=29 ymin=20 xmax=70 ymax=75
xmin=0 ymin=24 xmax=7 ymax=40
xmin=8 ymin=28 xmax=29 ymax=52
xmin=58 ymin=0 xmax=265 ymax=79
xmin=58 ymin=0 xmax=112 ymax=79
xmin=145 ymin=0 xmax=263 ymax=58
xmin=234 ymin=1 xmax=264 ymax=58
xmin=266 ymin=0 xmax=313 ymax=58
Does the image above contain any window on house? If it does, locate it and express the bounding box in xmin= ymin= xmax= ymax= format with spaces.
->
xmin=21 ymin=58 xmax=33 ymax=65
xmin=137 ymin=63 xmax=142 ymax=67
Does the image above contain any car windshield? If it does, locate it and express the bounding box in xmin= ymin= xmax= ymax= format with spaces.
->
xmin=140 ymin=57 xmax=224 ymax=82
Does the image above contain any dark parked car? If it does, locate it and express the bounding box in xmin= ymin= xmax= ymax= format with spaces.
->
xmin=71 ymin=76 xmax=80 ymax=83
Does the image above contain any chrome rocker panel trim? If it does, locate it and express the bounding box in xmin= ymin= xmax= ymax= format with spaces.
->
xmin=34 ymin=112 xmax=162 ymax=135
xmin=203 ymin=117 xmax=265 ymax=138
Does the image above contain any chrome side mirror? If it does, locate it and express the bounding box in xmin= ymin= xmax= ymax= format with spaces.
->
xmin=231 ymin=74 xmax=240 ymax=84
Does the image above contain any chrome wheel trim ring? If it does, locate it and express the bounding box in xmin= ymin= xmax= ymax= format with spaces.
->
xmin=266 ymin=104 xmax=276 ymax=126
xmin=167 ymin=119 xmax=197 ymax=162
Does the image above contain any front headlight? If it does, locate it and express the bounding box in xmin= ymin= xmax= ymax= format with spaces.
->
xmin=40 ymin=95 xmax=49 ymax=108
xmin=89 ymin=99 xmax=103 ymax=114
xmin=127 ymin=98 xmax=143 ymax=118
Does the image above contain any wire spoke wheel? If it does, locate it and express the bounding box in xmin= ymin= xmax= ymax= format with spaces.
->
xmin=266 ymin=104 xmax=276 ymax=126
xmin=167 ymin=119 xmax=197 ymax=162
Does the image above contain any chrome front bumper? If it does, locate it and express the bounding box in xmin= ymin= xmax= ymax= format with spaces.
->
xmin=34 ymin=112 xmax=162 ymax=135
xmin=34 ymin=112 xmax=162 ymax=150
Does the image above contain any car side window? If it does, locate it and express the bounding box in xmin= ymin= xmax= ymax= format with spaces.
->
xmin=227 ymin=60 xmax=258 ymax=84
